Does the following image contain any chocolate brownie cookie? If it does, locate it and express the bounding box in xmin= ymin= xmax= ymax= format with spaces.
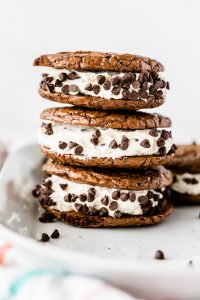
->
xmin=34 ymin=51 xmax=169 ymax=110
xmin=167 ymin=144 xmax=200 ymax=203
xmin=38 ymin=107 xmax=176 ymax=168
xmin=34 ymin=161 xmax=173 ymax=228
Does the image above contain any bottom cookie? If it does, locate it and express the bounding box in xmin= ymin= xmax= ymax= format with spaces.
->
xmin=41 ymin=200 xmax=173 ymax=228
xmin=171 ymin=190 xmax=200 ymax=205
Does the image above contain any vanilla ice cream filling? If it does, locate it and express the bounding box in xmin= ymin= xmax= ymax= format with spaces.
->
xmin=171 ymin=173 xmax=200 ymax=195
xmin=47 ymin=175 xmax=163 ymax=217
xmin=38 ymin=122 xmax=173 ymax=159
xmin=40 ymin=68 xmax=168 ymax=101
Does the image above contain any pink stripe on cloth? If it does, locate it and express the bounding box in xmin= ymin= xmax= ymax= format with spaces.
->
xmin=0 ymin=243 xmax=12 ymax=264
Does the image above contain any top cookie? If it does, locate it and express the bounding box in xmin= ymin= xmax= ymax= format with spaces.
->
xmin=34 ymin=51 xmax=164 ymax=73
xmin=167 ymin=144 xmax=200 ymax=173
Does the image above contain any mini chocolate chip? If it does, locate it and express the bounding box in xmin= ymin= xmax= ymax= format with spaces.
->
xmin=114 ymin=211 xmax=122 ymax=218
xmin=147 ymin=95 xmax=155 ymax=103
xmin=140 ymin=139 xmax=150 ymax=148
xmin=38 ymin=211 xmax=57 ymax=223
xmin=155 ymin=90 xmax=163 ymax=99
xmin=119 ymin=135 xmax=129 ymax=150
xmin=101 ymin=195 xmax=109 ymax=206
xmin=166 ymin=82 xmax=170 ymax=90
xmin=68 ymin=71 xmax=79 ymax=80
xmin=103 ymin=80 xmax=111 ymax=90
xmin=69 ymin=84 xmax=79 ymax=93
xmin=122 ymin=72 xmax=133 ymax=82
xmin=59 ymin=183 xmax=68 ymax=190
xmin=161 ymin=130 xmax=171 ymax=140
xmin=154 ymin=250 xmax=165 ymax=260
xmin=149 ymin=129 xmax=159 ymax=137
xmin=169 ymin=144 xmax=177 ymax=154
xmin=122 ymin=89 xmax=131 ymax=99
xmin=109 ymin=201 xmax=118 ymax=211
xmin=131 ymin=90 xmax=138 ymax=100
xmin=141 ymin=82 xmax=148 ymax=90
xmin=110 ymin=76 xmax=121 ymax=86
xmin=75 ymin=203 xmax=83 ymax=212
xmin=158 ymin=146 xmax=167 ymax=155
xmin=120 ymin=193 xmax=129 ymax=201
xmin=88 ymin=189 xmax=95 ymax=202
xmin=64 ymin=193 xmax=72 ymax=202
xmin=147 ymin=191 xmax=154 ymax=199
xmin=42 ymin=123 xmax=53 ymax=135
xmin=97 ymin=75 xmax=105 ymax=85
xmin=58 ymin=72 xmax=68 ymax=81
xmin=84 ymin=83 xmax=93 ymax=91
xmin=45 ymin=76 xmax=53 ymax=83
xmin=129 ymin=192 xmax=136 ymax=202
xmin=51 ymin=229 xmax=60 ymax=239
xmin=121 ymin=82 xmax=131 ymax=89
xmin=150 ymin=71 xmax=159 ymax=80
xmin=132 ymin=80 xmax=140 ymax=89
xmin=61 ymin=84 xmax=69 ymax=94
xmin=112 ymin=86 xmax=121 ymax=95
xmin=79 ymin=193 xmax=87 ymax=202
xmin=148 ymin=73 xmax=153 ymax=83
xmin=46 ymin=84 xmax=55 ymax=93
xmin=112 ymin=190 xmax=120 ymax=200
xmin=55 ymin=79 xmax=62 ymax=87
xmin=42 ymin=73 xmax=48 ymax=78
xmin=41 ymin=233 xmax=50 ymax=242
xmin=157 ymin=138 xmax=165 ymax=147
xmin=95 ymin=129 xmax=101 ymax=137
xmin=58 ymin=141 xmax=67 ymax=149
xmin=75 ymin=145 xmax=83 ymax=155
xmin=68 ymin=141 xmax=78 ymax=149
xmin=88 ymin=187 xmax=96 ymax=195
xmin=71 ymin=194 xmax=78 ymax=202
xmin=93 ymin=84 xmax=100 ymax=95
xmin=82 ymin=204 xmax=89 ymax=213
xmin=149 ymin=85 xmax=157 ymax=95
xmin=138 ymin=196 xmax=148 ymax=206
xmin=90 ymin=136 xmax=99 ymax=145
xmin=109 ymin=139 xmax=118 ymax=149
xmin=155 ymin=80 xmax=163 ymax=89
xmin=99 ymin=207 xmax=108 ymax=216
xmin=138 ymin=90 xmax=148 ymax=99
xmin=88 ymin=206 xmax=97 ymax=215
xmin=32 ymin=185 xmax=41 ymax=197
xmin=183 ymin=178 xmax=198 ymax=184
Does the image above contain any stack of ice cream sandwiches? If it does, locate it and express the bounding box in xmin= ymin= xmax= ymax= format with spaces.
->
xmin=33 ymin=51 xmax=176 ymax=227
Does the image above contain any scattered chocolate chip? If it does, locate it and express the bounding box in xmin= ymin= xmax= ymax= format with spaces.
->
xmin=68 ymin=71 xmax=79 ymax=80
xmin=103 ymin=80 xmax=111 ymax=90
xmin=110 ymin=76 xmax=121 ymax=86
xmin=64 ymin=193 xmax=72 ymax=202
xmin=114 ymin=211 xmax=122 ymax=218
xmin=183 ymin=178 xmax=198 ymax=184
xmin=147 ymin=191 xmax=154 ymax=199
xmin=112 ymin=86 xmax=121 ymax=95
xmin=99 ymin=207 xmax=108 ymax=216
xmin=95 ymin=129 xmax=101 ymax=137
xmin=147 ymin=95 xmax=155 ymax=103
xmin=122 ymin=89 xmax=131 ymax=99
xmin=61 ymin=85 xmax=69 ymax=94
xmin=161 ymin=130 xmax=171 ymax=140
xmin=141 ymin=82 xmax=148 ymax=90
xmin=84 ymin=83 xmax=93 ymax=91
xmin=158 ymin=147 xmax=167 ymax=155
xmin=101 ymin=195 xmax=109 ymax=206
xmin=90 ymin=136 xmax=99 ymax=145
xmin=39 ymin=211 xmax=57 ymax=223
xmin=120 ymin=193 xmax=129 ymax=201
xmin=109 ymin=139 xmax=118 ymax=149
xmin=138 ymin=90 xmax=148 ymax=99
xmin=93 ymin=84 xmax=100 ymax=95
xmin=157 ymin=138 xmax=165 ymax=147
xmin=75 ymin=145 xmax=83 ymax=155
xmin=45 ymin=76 xmax=53 ymax=83
xmin=130 ymin=90 xmax=138 ymax=100
xmin=149 ymin=129 xmax=159 ymax=137
xmin=68 ymin=141 xmax=78 ymax=149
xmin=149 ymin=85 xmax=157 ymax=95
xmin=58 ymin=141 xmax=67 ymax=149
xmin=42 ymin=123 xmax=53 ymax=135
xmin=154 ymin=250 xmax=165 ymax=260
xmin=79 ymin=193 xmax=87 ymax=202
xmin=121 ymin=82 xmax=131 ymax=89
xmin=129 ymin=192 xmax=136 ymax=202
xmin=59 ymin=183 xmax=68 ymax=190
xmin=69 ymin=84 xmax=79 ymax=93
xmin=46 ymin=84 xmax=55 ymax=93
xmin=71 ymin=194 xmax=78 ymax=202
xmin=155 ymin=90 xmax=163 ymax=99
xmin=166 ymin=82 xmax=170 ymax=90
xmin=140 ymin=139 xmax=150 ymax=148
xmin=119 ymin=135 xmax=129 ymax=150
xmin=88 ymin=206 xmax=97 ymax=215
xmin=109 ymin=201 xmax=118 ymax=211
xmin=41 ymin=233 xmax=50 ymax=242
xmin=32 ymin=185 xmax=41 ymax=197
xmin=75 ymin=203 xmax=83 ymax=211
xmin=58 ymin=72 xmax=68 ymax=81
xmin=97 ymin=75 xmax=105 ymax=85
xmin=55 ymin=79 xmax=62 ymax=87
xmin=132 ymin=80 xmax=140 ymax=90
xmin=155 ymin=80 xmax=163 ymax=89
xmin=150 ymin=71 xmax=159 ymax=80
xmin=138 ymin=196 xmax=148 ymax=206
xmin=122 ymin=72 xmax=133 ymax=82
xmin=112 ymin=190 xmax=120 ymax=200
xmin=51 ymin=229 xmax=60 ymax=239
xmin=88 ymin=188 xmax=96 ymax=202
xmin=82 ymin=204 xmax=89 ymax=213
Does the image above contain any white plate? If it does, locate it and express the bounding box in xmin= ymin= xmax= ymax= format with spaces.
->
xmin=1 ymin=144 xmax=200 ymax=300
